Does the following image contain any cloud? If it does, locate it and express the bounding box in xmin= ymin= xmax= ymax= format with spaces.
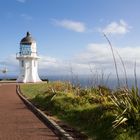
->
xmin=0 ymin=55 xmax=17 ymax=67
xmin=39 ymin=56 xmax=70 ymax=75
xmin=101 ymin=20 xmax=131 ymax=35
xmin=0 ymin=55 xmax=18 ymax=76
xmin=16 ymin=0 xmax=26 ymax=3
xmin=52 ymin=19 xmax=86 ymax=32
xmin=74 ymin=43 xmax=140 ymax=76
xmin=2 ymin=44 xmax=140 ymax=79
xmin=38 ymin=43 xmax=140 ymax=77
xmin=21 ymin=14 xmax=32 ymax=20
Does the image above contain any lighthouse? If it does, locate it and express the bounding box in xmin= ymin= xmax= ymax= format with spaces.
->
xmin=16 ymin=32 xmax=42 ymax=83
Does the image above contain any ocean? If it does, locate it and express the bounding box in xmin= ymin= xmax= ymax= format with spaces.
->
xmin=0 ymin=74 xmax=139 ymax=89
xmin=41 ymin=75 xmax=139 ymax=89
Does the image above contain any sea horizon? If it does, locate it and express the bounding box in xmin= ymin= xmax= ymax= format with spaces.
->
xmin=1 ymin=74 xmax=140 ymax=89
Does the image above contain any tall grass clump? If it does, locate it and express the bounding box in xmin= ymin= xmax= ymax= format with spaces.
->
xmin=103 ymin=33 xmax=120 ymax=87
xmin=103 ymin=34 xmax=140 ymax=138
xmin=110 ymin=87 xmax=140 ymax=135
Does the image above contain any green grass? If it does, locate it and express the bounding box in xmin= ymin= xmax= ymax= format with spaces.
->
xmin=21 ymin=83 xmax=48 ymax=98
xmin=20 ymin=82 xmax=140 ymax=140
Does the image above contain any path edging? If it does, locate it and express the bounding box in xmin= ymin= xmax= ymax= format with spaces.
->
xmin=16 ymin=85 xmax=74 ymax=140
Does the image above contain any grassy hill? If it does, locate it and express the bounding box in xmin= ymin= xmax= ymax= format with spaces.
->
xmin=20 ymin=81 xmax=140 ymax=140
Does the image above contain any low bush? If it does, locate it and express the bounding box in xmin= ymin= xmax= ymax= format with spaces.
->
xmin=21 ymin=82 xmax=140 ymax=140
xmin=110 ymin=87 xmax=140 ymax=134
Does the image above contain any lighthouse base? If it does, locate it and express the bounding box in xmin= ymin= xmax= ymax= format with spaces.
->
xmin=16 ymin=57 xmax=42 ymax=83
xmin=16 ymin=75 xmax=42 ymax=83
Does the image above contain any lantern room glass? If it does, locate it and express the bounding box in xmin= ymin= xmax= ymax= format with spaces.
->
xmin=20 ymin=45 xmax=31 ymax=55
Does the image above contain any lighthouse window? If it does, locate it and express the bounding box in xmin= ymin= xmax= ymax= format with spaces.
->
xmin=20 ymin=45 xmax=31 ymax=55
xmin=21 ymin=60 xmax=24 ymax=67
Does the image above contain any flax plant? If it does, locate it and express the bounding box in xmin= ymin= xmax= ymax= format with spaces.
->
xmin=103 ymin=33 xmax=120 ymax=87
xmin=110 ymin=87 xmax=140 ymax=133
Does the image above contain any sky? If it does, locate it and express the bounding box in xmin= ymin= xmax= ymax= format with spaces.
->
xmin=0 ymin=0 xmax=140 ymax=78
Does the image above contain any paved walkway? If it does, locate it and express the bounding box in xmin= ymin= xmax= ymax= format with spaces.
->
xmin=0 ymin=84 xmax=59 ymax=140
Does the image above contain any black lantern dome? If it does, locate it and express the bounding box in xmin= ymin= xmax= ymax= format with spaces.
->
xmin=20 ymin=32 xmax=35 ymax=45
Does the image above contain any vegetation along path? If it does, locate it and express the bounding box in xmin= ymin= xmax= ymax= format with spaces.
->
xmin=0 ymin=83 xmax=59 ymax=140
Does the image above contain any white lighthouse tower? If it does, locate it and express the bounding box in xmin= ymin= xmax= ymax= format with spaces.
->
xmin=16 ymin=32 xmax=42 ymax=83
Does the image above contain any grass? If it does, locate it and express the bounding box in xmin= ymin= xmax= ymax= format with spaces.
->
xmin=20 ymin=81 xmax=140 ymax=140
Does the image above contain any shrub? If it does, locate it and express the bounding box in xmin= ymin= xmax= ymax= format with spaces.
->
xmin=110 ymin=87 xmax=140 ymax=133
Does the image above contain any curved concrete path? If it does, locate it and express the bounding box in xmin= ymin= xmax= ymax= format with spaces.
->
xmin=0 ymin=83 xmax=59 ymax=140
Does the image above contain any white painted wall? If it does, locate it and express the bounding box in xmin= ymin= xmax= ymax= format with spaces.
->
xmin=16 ymin=42 xmax=42 ymax=83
